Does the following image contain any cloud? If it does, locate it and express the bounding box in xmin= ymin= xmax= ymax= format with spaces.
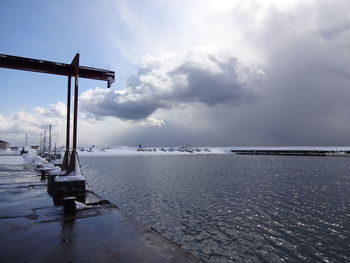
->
xmin=80 ymin=52 xmax=264 ymax=121
xmin=0 ymin=114 xmax=9 ymax=131
xmin=0 ymin=101 xmax=139 ymax=147
xmin=76 ymin=0 xmax=350 ymax=146
xmin=34 ymin=102 xmax=66 ymax=118
xmin=0 ymin=102 xmax=67 ymax=145
xmin=2 ymin=0 xmax=350 ymax=147
xmin=90 ymin=0 xmax=350 ymax=146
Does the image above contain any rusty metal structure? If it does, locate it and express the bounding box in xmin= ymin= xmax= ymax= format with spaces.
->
xmin=0 ymin=53 xmax=115 ymax=173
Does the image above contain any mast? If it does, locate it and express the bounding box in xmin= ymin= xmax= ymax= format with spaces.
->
xmin=49 ymin=124 xmax=52 ymax=157
xmin=39 ymin=133 xmax=42 ymax=155
xmin=43 ymin=130 xmax=47 ymax=154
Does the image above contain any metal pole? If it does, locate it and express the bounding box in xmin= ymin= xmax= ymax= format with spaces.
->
xmin=68 ymin=53 xmax=79 ymax=174
xmin=44 ymin=130 xmax=46 ymax=154
xmin=66 ymin=77 xmax=71 ymax=152
xmin=62 ymin=76 xmax=71 ymax=170
xmin=72 ymin=71 xmax=79 ymax=152
xmin=39 ymin=133 xmax=42 ymax=156
xmin=49 ymin=124 xmax=52 ymax=157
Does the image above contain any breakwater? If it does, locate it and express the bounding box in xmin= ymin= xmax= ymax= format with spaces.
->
xmin=231 ymin=149 xmax=349 ymax=156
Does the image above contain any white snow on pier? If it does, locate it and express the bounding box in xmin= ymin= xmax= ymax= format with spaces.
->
xmin=0 ymin=155 xmax=25 ymax=165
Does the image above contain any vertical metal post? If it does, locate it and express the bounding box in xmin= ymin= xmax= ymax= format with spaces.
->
xmin=48 ymin=124 xmax=52 ymax=158
xmin=43 ymin=130 xmax=46 ymax=154
xmin=66 ymin=76 xmax=71 ymax=150
xmin=72 ymin=70 xmax=79 ymax=152
xmin=39 ymin=133 xmax=42 ymax=156
xmin=68 ymin=53 xmax=80 ymax=174
xmin=62 ymin=76 xmax=71 ymax=170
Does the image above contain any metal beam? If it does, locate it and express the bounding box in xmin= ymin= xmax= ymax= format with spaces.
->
xmin=0 ymin=53 xmax=115 ymax=87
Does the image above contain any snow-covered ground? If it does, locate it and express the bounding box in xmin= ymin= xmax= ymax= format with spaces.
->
xmin=0 ymin=155 xmax=25 ymax=165
xmin=0 ymin=148 xmax=48 ymax=167
xmin=77 ymin=146 xmax=350 ymax=157
xmin=2 ymin=146 xmax=348 ymax=165
xmin=78 ymin=146 xmax=231 ymax=156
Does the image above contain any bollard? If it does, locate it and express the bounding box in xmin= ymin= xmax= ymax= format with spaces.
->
xmin=63 ymin=197 xmax=76 ymax=213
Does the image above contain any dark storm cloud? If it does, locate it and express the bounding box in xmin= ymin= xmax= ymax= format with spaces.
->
xmin=250 ymin=1 xmax=350 ymax=146
xmin=81 ymin=91 xmax=164 ymax=120
xmin=171 ymin=56 xmax=260 ymax=106
xmin=80 ymin=53 xmax=263 ymax=121
xmin=82 ymin=0 xmax=350 ymax=146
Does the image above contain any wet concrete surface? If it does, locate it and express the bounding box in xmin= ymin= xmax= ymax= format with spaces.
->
xmin=0 ymin=162 xmax=201 ymax=263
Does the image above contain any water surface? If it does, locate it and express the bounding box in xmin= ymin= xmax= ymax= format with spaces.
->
xmin=80 ymin=154 xmax=350 ymax=262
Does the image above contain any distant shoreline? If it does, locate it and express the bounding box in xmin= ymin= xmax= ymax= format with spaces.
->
xmin=76 ymin=146 xmax=350 ymax=157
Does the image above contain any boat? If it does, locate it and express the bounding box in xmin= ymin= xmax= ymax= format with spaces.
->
xmin=177 ymin=145 xmax=194 ymax=153
xmin=176 ymin=146 xmax=185 ymax=152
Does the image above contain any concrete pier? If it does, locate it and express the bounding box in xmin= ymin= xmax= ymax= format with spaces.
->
xmin=0 ymin=157 xmax=201 ymax=263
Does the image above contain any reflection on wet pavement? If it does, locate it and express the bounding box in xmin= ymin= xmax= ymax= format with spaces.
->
xmin=0 ymin=162 xmax=201 ymax=263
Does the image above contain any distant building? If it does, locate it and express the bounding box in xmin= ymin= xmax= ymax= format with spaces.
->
xmin=10 ymin=146 xmax=19 ymax=151
xmin=31 ymin=145 xmax=39 ymax=150
xmin=0 ymin=140 xmax=10 ymax=150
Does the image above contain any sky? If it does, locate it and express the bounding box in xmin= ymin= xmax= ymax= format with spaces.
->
xmin=0 ymin=0 xmax=350 ymax=147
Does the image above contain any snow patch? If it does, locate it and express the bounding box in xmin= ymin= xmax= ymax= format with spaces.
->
xmin=75 ymin=201 xmax=87 ymax=210
xmin=54 ymin=174 xmax=85 ymax=182
xmin=0 ymin=155 xmax=25 ymax=165
xmin=78 ymin=146 xmax=230 ymax=156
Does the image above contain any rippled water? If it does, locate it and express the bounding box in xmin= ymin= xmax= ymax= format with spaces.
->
xmin=80 ymin=154 xmax=350 ymax=262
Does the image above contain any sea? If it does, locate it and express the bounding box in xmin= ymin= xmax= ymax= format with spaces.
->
xmin=80 ymin=154 xmax=350 ymax=263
